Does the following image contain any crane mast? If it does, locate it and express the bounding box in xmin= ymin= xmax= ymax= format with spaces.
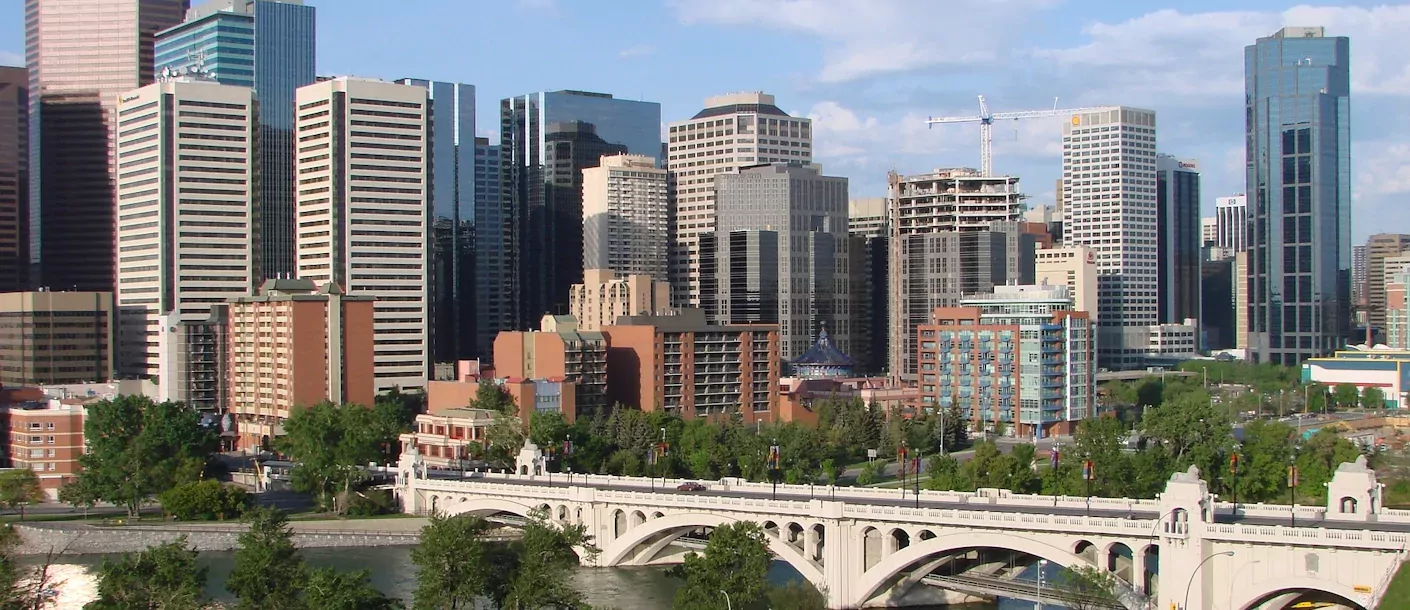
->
xmin=926 ymin=95 xmax=1107 ymax=177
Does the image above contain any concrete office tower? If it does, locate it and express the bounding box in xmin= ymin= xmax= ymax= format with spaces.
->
xmin=25 ymin=0 xmax=187 ymax=292
xmin=1201 ymin=217 xmax=1217 ymax=249
xmin=887 ymin=168 xmax=1029 ymax=380
xmin=295 ymin=78 xmax=430 ymax=393
xmin=849 ymin=198 xmax=887 ymax=239
xmin=668 ymin=92 xmax=812 ymax=308
xmin=396 ymin=79 xmax=476 ymax=367
xmin=0 ymin=291 xmax=114 ymax=385
xmin=849 ymin=197 xmax=888 ymax=375
xmin=1216 ymin=195 xmax=1248 ymax=255
xmin=473 ymin=137 xmax=509 ymax=360
xmin=501 ymin=91 xmax=661 ymax=328
xmin=1036 ymin=245 xmax=1098 ymax=318
xmin=114 ymin=80 xmax=256 ymax=403
xmin=155 ymin=0 xmax=315 ymax=280
xmin=1246 ymin=27 xmax=1351 ymax=366
xmin=1353 ymin=244 xmax=1368 ymax=310
xmin=0 ymin=67 xmax=25 ymax=293
xmin=1235 ymin=251 xmax=1251 ymax=349
xmin=582 ymin=154 xmax=669 ymax=281
xmin=1157 ymin=155 xmax=1201 ymax=325
xmin=569 ymin=269 xmax=671 ymax=331
xmin=713 ymin=163 xmax=848 ymax=360
xmin=1365 ymin=234 xmax=1410 ymax=334
xmin=1060 ymin=107 xmax=1159 ymax=370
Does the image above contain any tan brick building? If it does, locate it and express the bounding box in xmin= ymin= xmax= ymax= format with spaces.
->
xmin=568 ymin=269 xmax=671 ymax=331
xmin=227 ymin=279 xmax=375 ymax=451
xmin=0 ymin=291 xmax=114 ymax=386
xmin=494 ymin=316 xmax=607 ymax=414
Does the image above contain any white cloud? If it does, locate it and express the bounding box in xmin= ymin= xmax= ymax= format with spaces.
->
xmin=670 ymin=0 xmax=1053 ymax=82
xmin=1036 ymin=5 xmax=1410 ymax=102
xmin=618 ymin=45 xmax=656 ymax=59
xmin=0 ymin=50 xmax=21 ymax=67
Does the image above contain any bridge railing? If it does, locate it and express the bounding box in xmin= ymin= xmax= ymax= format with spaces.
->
xmin=1202 ymin=521 xmax=1410 ymax=551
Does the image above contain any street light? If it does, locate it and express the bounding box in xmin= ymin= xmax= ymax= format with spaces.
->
xmin=720 ymin=590 xmax=733 ymax=610
xmin=1034 ymin=558 xmax=1048 ymax=610
xmin=1183 ymin=551 xmax=1235 ymax=610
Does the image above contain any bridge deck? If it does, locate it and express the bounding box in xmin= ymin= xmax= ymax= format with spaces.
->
xmin=428 ymin=473 xmax=1410 ymax=534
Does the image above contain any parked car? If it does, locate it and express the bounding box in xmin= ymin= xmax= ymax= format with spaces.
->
xmin=677 ymin=482 xmax=706 ymax=492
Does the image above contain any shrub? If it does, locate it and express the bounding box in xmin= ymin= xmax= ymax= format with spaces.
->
xmin=159 ymin=479 xmax=249 ymax=521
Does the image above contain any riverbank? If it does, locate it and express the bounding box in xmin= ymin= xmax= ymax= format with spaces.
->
xmin=8 ymin=517 xmax=516 ymax=556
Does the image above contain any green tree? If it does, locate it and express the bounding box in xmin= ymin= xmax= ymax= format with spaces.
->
xmin=1140 ymin=390 xmax=1233 ymax=485
xmin=473 ymin=382 xmax=516 ymax=415
xmin=305 ymin=567 xmax=402 ymax=610
xmin=58 ymin=477 xmax=100 ymax=518
xmin=158 ymin=480 xmax=248 ymax=521
xmin=1295 ymin=429 xmax=1362 ymax=503
xmin=669 ymin=521 xmax=771 ymax=610
xmin=1334 ymin=384 xmax=1360 ymax=409
xmin=484 ymin=413 xmax=527 ymax=470
xmin=1071 ymin=416 xmax=1132 ymax=497
xmin=1362 ymin=387 xmax=1388 ymax=410
xmin=1303 ymin=383 xmax=1329 ymax=413
xmin=278 ymin=401 xmax=401 ymax=512
xmin=1236 ymin=420 xmax=1296 ymax=503
xmin=86 ymin=538 xmax=212 ymax=610
xmin=227 ymin=508 xmax=307 ymax=610
xmin=1056 ymin=564 xmax=1121 ymax=610
xmin=75 ymin=395 xmax=216 ymax=517
xmin=529 ymin=412 xmax=570 ymax=455
xmin=766 ymin=581 xmax=828 ymax=610
xmin=501 ymin=509 xmax=599 ymax=610
xmin=412 ymin=512 xmax=504 ymax=610
xmin=925 ymin=453 xmax=971 ymax=492
xmin=0 ymin=469 xmax=44 ymax=521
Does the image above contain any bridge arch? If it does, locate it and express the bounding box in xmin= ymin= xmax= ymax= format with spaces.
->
xmin=850 ymin=531 xmax=1142 ymax=610
xmin=434 ymin=496 xmax=539 ymax=520
xmin=596 ymin=511 xmax=825 ymax=587
xmin=1232 ymin=577 xmax=1369 ymax=610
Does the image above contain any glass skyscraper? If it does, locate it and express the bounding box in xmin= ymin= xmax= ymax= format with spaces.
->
xmin=501 ymin=91 xmax=661 ymax=330
xmin=154 ymin=0 xmax=316 ymax=279
xmin=396 ymin=79 xmax=476 ymax=367
xmin=1245 ymin=27 xmax=1351 ymax=365
xmin=474 ymin=137 xmax=510 ymax=360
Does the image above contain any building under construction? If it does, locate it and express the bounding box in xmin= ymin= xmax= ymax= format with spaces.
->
xmin=887 ymin=169 xmax=1033 ymax=382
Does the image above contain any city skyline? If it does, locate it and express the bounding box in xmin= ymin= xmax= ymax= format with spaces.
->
xmin=2 ymin=0 xmax=1400 ymax=240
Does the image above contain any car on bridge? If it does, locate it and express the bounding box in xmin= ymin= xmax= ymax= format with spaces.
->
xmin=677 ymin=482 xmax=707 ymax=492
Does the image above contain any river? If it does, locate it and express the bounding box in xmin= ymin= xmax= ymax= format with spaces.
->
xmin=29 ymin=547 xmax=1058 ymax=609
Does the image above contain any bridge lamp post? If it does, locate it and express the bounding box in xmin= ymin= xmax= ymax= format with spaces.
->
xmin=1034 ymin=558 xmax=1047 ymax=610
xmin=720 ymin=590 xmax=732 ymax=610
xmin=1182 ymin=550 xmax=1234 ymax=610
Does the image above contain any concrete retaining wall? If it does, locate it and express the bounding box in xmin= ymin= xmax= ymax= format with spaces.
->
xmin=8 ymin=519 xmax=516 ymax=556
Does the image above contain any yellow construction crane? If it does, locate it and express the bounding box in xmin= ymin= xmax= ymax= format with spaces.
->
xmin=926 ymin=95 xmax=1107 ymax=177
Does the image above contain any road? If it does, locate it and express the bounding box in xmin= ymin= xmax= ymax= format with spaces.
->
xmin=840 ymin=435 xmax=1072 ymax=480
xmin=429 ymin=472 xmax=1410 ymax=534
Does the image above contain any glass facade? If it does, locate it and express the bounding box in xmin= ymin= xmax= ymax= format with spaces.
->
xmin=155 ymin=0 xmax=316 ymax=279
xmin=1245 ymin=27 xmax=1351 ymax=365
xmin=26 ymin=0 xmax=189 ymax=292
xmin=1157 ymin=155 xmax=1201 ymax=324
xmin=474 ymin=138 xmax=510 ymax=360
xmin=397 ymin=79 xmax=476 ymax=366
xmin=501 ymin=91 xmax=661 ymax=328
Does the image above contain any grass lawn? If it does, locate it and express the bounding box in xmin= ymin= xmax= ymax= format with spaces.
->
xmin=1377 ymin=561 xmax=1410 ymax=610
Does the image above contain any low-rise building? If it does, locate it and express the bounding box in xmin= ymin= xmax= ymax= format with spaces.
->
xmin=226 ymin=279 xmax=376 ymax=452
xmin=0 ymin=291 xmax=114 ymax=386
xmin=1034 ymin=246 xmax=1097 ymax=321
xmin=1303 ymin=347 xmax=1410 ymax=409
xmin=602 ymin=308 xmax=780 ymax=421
xmin=495 ymin=316 xmax=607 ymax=415
xmin=568 ymin=269 xmax=671 ymax=331
xmin=398 ymin=408 xmax=498 ymax=469
xmin=427 ymin=361 xmax=578 ymax=425
xmin=918 ymin=284 xmax=1095 ymax=439
xmin=4 ymin=400 xmax=85 ymax=498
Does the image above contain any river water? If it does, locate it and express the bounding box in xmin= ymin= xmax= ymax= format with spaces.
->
xmin=31 ymin=547 xmax=1055 ymax=609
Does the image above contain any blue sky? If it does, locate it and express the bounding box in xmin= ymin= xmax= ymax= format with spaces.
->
xmin=2 ymin=0 xmax=1407 ymax=241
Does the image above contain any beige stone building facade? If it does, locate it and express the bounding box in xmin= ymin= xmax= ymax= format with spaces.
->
xmin=668 ymin=92 xmax=812 ymax=307
xmin=1035 ymin=245 xmax=1098 ymax=321
xmin=569 ymin=269 xmax=671 ymax=331
xmin=582 ymin=154 xmax=668 ymax=281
